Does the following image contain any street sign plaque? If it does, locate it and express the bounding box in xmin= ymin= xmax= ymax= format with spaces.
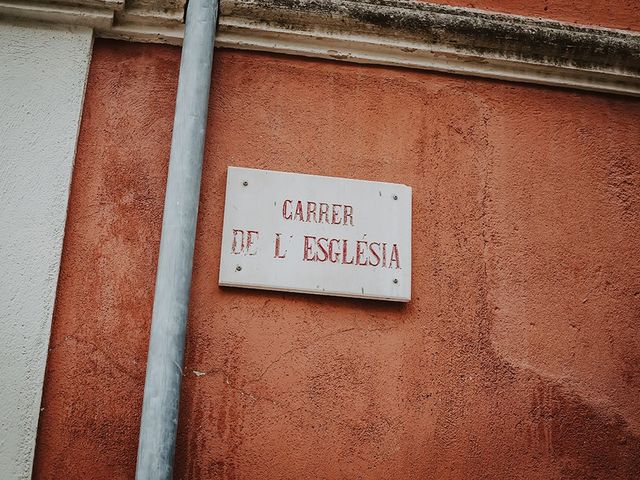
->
xmin=218 ymin=167 xmax=411 ymax=302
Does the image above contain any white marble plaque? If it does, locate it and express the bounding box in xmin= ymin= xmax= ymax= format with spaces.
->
xmin=219 ymin=167 xmax=411 ymax=301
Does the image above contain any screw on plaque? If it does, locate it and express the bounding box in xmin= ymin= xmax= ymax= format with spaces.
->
xmin=393 ymin=194 xmax=398 ymax=200
xmin=242 ymin=180 xmax=248 ymax=187
xmin=393 ymin=278 xmax=398 ymax=284
xmin=236 ymin=265 xmax=242 ymax=271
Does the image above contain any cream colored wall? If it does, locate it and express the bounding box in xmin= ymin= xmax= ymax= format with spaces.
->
xmin=0 ymin=20 xmax=92 ymax=479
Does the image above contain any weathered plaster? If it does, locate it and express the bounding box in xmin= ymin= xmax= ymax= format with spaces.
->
xmin=0 ymin=20 xmax=92 ymax=479
xmin=33 ymin=40 xmax=640 ymax=480
xmin=215 ymin=0 xmax=640 ymax=96
xmin=1 ymin=0 xmax=639 ymax=95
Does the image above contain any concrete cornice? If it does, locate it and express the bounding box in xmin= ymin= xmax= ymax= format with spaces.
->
xmin=0 ymin=0 xmax=184 ymax=38
xmin=1 ymin=0 xmax=639 ymax=96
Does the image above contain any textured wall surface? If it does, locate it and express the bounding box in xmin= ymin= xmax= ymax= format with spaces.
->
xmin=425 ymin=0 xmax=640 ymax=31
xmin=33 ymin=40 xmax=640 ymax=479
xmin=0 ymin=21 xmax=92 ymax=480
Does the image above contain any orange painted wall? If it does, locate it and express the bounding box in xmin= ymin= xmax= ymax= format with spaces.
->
xmin=425 ymin=0 xmax=640 ymax=31
xmin=33 ymin=39 xmax=640 ymax=479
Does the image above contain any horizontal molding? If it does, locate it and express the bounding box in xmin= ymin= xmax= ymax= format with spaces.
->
xmin=0 ymin=1 xmax=115 ymax=29
xmin=49 ymin=0 xmax=124 ymax=10
xmin=2 ymin=0 xmax=640 ymax=96
xmin=0 ymin=0 xmax=183 ymax=32
xmin=218 ymin=0 xmax=640 ymax=96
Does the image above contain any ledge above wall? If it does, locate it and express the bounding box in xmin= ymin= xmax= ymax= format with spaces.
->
xmin=1 ymin=0 xmax=639 ymax=96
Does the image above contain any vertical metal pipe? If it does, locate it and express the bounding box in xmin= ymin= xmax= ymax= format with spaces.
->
xmin=135 ymin=1 xmax=218 ymax=478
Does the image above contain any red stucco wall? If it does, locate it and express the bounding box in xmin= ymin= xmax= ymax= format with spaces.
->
xmin=33 ymin=39 xmax=640 ymax=479
xmin=426 ymin=0 xmax=640 ymax=31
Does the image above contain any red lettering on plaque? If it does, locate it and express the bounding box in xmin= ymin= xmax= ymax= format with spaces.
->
xmin=389 ymin=244 xmax=400 ymax=269
xmin=303 ymin=235 xmax=316 ymax=261
xmin=368 ymin=242 xmax=381 ymax=267
xmin=274 ymin=233 xmax=286 ymax=258
xmin=316 ymin=237 xmax=329 ymax=262
xmin=282 ymin=200 xmax=292 ymax=220
xmin=343 ymin=205 xmax=354 ymax=226
xmin=341 ymin=239 xmax=354 ymax=265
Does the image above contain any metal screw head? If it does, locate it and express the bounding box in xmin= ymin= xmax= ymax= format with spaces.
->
xmin=393 ymin=194 xmax=398 ymax=200
xmin=393 ymin=278 xmax=398 ymax=284
xmin=242 ymin=181 xmax=248 ymax=187
xmin=236 ymin=265 xmax=242 ymax=272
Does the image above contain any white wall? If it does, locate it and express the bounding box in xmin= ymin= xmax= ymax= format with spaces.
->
xmin=0 ymin=20 xmax=92 ymax=479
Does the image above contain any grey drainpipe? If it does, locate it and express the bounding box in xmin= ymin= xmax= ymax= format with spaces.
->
xmin=135 ymin=1 xmax=218 ymax=478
